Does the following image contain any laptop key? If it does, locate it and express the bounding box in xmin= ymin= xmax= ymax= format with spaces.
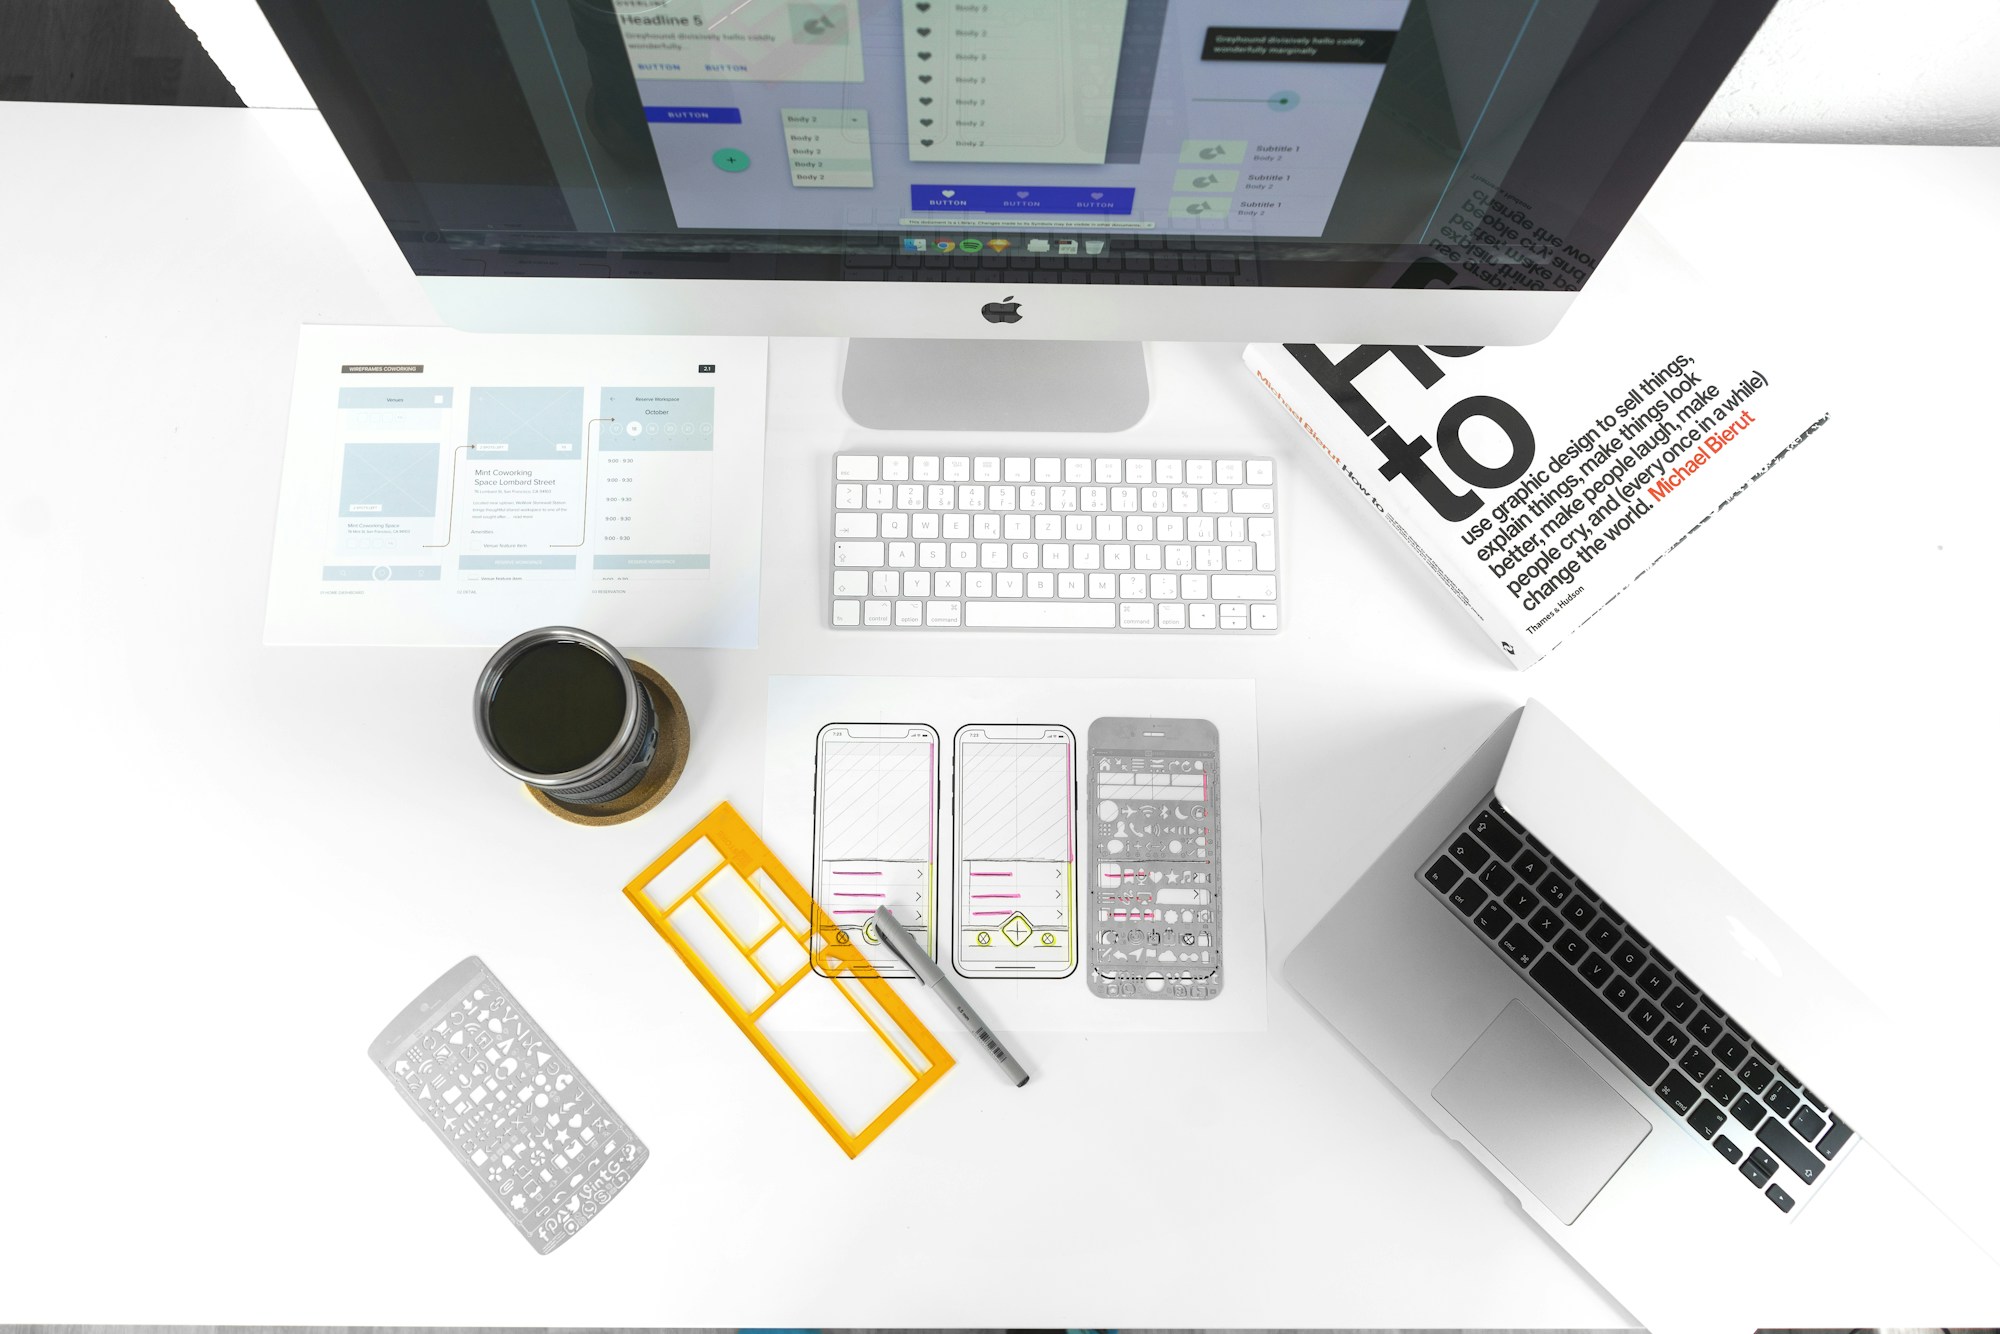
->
xmin=1604 ymin=977 xmax=1639 ymax=1010
xmin=1447 ymin=881 xmax=1485 ymax=916
xmin=1730 ymin=1092 xmax=1766 ymax=1130
xmin=1473 ymin=899 xmax=1510 ymax=939
xmin=1469 ymin=809 xmax=1521 ymax=860
xmin=1425 ymin=856 xmax=1464 ymax=891
xmin=1689 ymin=1098 xmax=1727 ymax=1139
xmin=1529 ymin=954 xmax=1667 ymax=1083
xmin=1513 ymin=851 xmax=1548 ymax=882
xmin=1789 ymin=1104 xmax=1826 ymax=1142
xmin=1705 ymin=1070 xmax=1741 ymax=1106
xmin=1586 ymin=919 xmax=1622 ymax=952
xmin=1561 ymin=897 xmax=1595 ymax=929
xmin=1500 ymin=923 xmax=1542 ymax=969
xmin=1741 ymin=1149 xmax=1775 ymax=1188
xmin=1738 ymin=1058 xmax=1774 ymax=1094
xmin=1446 ymin=836 xmax=1487 ymax=873
xmin=1756 ymin=1118 xmax=1824 ymax=1184
xmin=1654 ymin=1023 xmax=1689 ymax=1057
xmin=1688 ymin=1010 xmax=1723 ymax=1044
xmin=1657 ymin=1069 xmax=1699 ymax=1116
xmin=1817 ymin=1116 xmax=1853 ymax=1160
xmin=1765 ymin=1183 xmax=1796 ymax=1213
xmin=1479 ymin=861 xmax=1513 ymax=892
xmin=1802 ymin=1086 xmax=1827 ymax=1111
xmin=1528 ymin=905 xmax=1563 ymax=941
xmin=1535 ymin=875 xmax=1571 ymax=908
xmin=1610 ymin=942 xmax=1646 ymax=975
xmin=1763 ymin=1082 xmax=1801 ymax=1118
xmin=1554 ymin=928 xmax=1588 ymax=963
xmin=1628 ymin=999 xmax=1663 ymax=1033
xmin=1711 ymin=1033 xmax=1748 ymax=1070
xmin=1579 ymin=952 xmax=1613 ymax=987
xmin=1504 ymin=883 xmax=1538 ymax=917
xmin=1713 ymin=1134 xmax=1743 ymax=1164
xmin=1635 ymin=964 xmax=1672 ymax=998
xmin=1662 ymin=986 xmax=1696 ymax=1021
xmin=1678 ymin=1048 xmax=1716 ymax=1082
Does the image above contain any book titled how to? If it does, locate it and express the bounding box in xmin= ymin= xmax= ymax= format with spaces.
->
xmin=1244 ymin=286 xmax=1833 ymax=667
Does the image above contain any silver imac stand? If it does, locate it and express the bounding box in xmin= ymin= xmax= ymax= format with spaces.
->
xmin=840 ymin=338 xmax=1150 ymax=432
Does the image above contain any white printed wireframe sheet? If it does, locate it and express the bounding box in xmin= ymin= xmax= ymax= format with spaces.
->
xmin=812 ymin=724 xmax=940 ymax=980
xmin=766 ymin=676 xmax=1267 ymax=1033
xmin=264 ymin=325 xmax=767 ymax=647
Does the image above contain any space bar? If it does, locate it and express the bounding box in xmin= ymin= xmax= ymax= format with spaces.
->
xmin=1529 ymin=955 xmax=1668 ymax=1084
xmin=964 ymin=601 xmax=1117 ymax=629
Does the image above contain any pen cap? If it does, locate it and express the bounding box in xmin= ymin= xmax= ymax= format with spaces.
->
xmin=474 ymin=626 xmax=659 ymax=808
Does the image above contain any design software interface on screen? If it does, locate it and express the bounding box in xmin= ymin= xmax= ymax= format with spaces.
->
xmin=611 ymin=0 xmax=1410 ymax=242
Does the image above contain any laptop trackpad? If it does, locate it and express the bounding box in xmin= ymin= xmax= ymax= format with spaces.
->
xmin=1432 ymin=1000 xmax=1650 ymax=1225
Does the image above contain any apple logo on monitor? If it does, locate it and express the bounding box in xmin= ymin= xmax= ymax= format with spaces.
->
xmin=981 ymin=295 xmax=1023 ymax=324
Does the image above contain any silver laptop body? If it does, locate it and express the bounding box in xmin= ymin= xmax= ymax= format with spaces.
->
xmin=1285 ymin=701 xmax=1998 ymax=1333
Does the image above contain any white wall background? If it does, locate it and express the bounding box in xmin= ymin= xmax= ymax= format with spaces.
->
xmin=177 ymin=0 xmax=2000 ymax=145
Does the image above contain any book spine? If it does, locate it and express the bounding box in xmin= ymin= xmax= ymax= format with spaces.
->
xmin=1242 ymin=344 xmax=1541 ymax=667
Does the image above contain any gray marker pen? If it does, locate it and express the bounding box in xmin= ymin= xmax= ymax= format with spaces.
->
xmin=871 ymin=906 xmax=1030 ymax=1087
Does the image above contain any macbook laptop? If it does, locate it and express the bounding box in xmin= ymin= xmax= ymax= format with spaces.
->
xmin=1285 ymin=701 xmax=1999 ymax=1333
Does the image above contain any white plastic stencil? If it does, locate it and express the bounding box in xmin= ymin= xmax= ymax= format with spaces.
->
xmin=367 ymin=956 xmax=647 ymax=1253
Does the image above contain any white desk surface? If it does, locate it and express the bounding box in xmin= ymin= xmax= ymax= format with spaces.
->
xmin=2 ymin=101 xmax=1996 ymax=1328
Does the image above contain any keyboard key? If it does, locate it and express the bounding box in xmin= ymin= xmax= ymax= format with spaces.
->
xmin=1816 ymin=1117 xmax=1853 ymax=1160
xmin=1579 ymin=952 xmax=1613 ymax=987
xmin=1789 ymin=1104 xmax=1826 ymax=1142
xmin=1704 ymin=1070 xmax=1740 ymax=1106
xmin=1447 ymin=881 xmax=1485 ymax=917
xmin=1473 ymin=900 xmax=1510 ymax=939
xmin=1688 ymin=1011 xmax=1723 ymax=1045
xmin=1500 ymin=924 xmax=1542 ymax=969
xmin=1677 ymin=1048 xmax=1715 ymax=1082
xmin=1504 ymin=883 xmax=1538 ymax=918
xmin=1657 ymin=1069 xmax=1699 ymax=1116
xmin=834 ymin=541 xmax=885 ymax=567
xmin=1210 ymin=573 xmax=1276 ymax=600
xmin=1527 ymin=905 xmax=1562 ymax=941
xmin=1730 ymin=1092 xmax=1765 ymax=1129
xmin=1635 ymin=964 xmax=1671 ymax=998
xmin=1689 ymin=1099 xmax=1726 ymax=1139
xmin=925 ymin=601 xmax=961 ymax=627
xmin=1713 ymin=1134 xmax=1742 ymax=1164
xmin=1468 ymin=810 xmax=1521 ymax=860
xmin=1604 ymin=977 xmax=1638 ymax=1010
xmin=1513 ymin=851 xmax=1548 ymax=882
xmin=1479 ymin=861 xmax=1513 ymax=892
xmin=1765 ymin=1183 xmax=1795 ymax=1213
xmin=1610 ymin=942 xmax=1646 ymax=975
xmin=1627 ymin=999 xmax=1662 ymax=1033
xmin=1535 ymin=876 xmax=1571 ymax=908
xmin=1529 ymin=955 xmax=1666 ymax=1083
xmin=1801 ymin=1086 xmax=1827 ymax=1111
xmin=1737 ymin=1058 xmax=1773 ymax=1094
xmin=1561 ymin=898 xmax=1595 ymax=929
xmin=1247 ymin=459 xmax=1273 ymax=485
xmin=1654 ymin=1023 xmax=1688 ymax=1057
xmin=1756 ymin=1118 xmax=1824 ymax=1184
xmin=836 ymin=455 xmax=879 ymax=480
xmin=832 ymin=600 xmax=859 ymax=625
xmin=1762 ymin=1083 xmax=1800 ymax=1118
xmin=1740 ymin=1149 xmax=1774 ymax=1188
xmin=964 ymin=601 xmax=1116 ymax=629
xmin=1554 ymin=928 xmax=1588 ymax=963
xmin=1711 ymin=1034 xmax=1748 ymax=1070
xmin=1586 ymin=920 xmax=1622 ymax=952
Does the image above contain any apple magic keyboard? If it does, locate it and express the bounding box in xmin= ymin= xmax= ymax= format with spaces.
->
xmin=829 ymin=452 xmax=1281 ymax=632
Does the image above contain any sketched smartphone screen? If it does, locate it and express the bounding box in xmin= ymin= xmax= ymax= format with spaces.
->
xmin=952 ymin=724 xmax=1077 ymax=979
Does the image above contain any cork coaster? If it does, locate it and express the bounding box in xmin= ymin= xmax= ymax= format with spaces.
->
xmin=528 ymin=663 xmax=689 ymax=827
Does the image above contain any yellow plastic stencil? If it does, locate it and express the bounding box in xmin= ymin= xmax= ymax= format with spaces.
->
xmin=623 ymin=801 xmax=953 ymax=1157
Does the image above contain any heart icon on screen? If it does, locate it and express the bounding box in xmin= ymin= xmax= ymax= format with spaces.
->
xmin=919 ymin=96 xmax=932 ymax=105
xmin=1016 ymin=190 xmax=1030 ymax=198
xmin=920 ymin=118 xmax=933 ymax=127
xmin=922 ymin=139 xmax=934 ymax=147
xmin=1090 ymin=191 xmax=1104 ymax=199
xmin=916 ymin=27 xmax=930 ymax=36
xmin=918 ymin=74 xmax=931 ymax=83
xmin=941 ymin=188 xmax=954 ymax=196
xmin=917 ymin=50 xmax=930 ymax=60
xmin=916 ymin=1 xmax=929 ymax=8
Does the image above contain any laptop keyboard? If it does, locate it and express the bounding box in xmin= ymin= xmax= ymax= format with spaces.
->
xmin=1421 ymin=796 xmax=1856 ymax=1216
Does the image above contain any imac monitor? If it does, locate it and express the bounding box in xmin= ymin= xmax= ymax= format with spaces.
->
xmin=260 ymin=0 xmax=1773 ymax=428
